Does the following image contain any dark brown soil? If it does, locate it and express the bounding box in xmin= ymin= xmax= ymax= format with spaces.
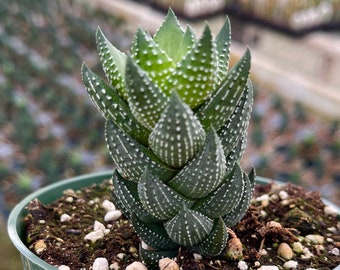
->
xmin=25 ymin=180 xmax=340 ymax=270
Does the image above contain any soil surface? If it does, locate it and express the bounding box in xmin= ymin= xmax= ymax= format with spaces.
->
xmin=25 ymin=179 xmax=340 ymax=270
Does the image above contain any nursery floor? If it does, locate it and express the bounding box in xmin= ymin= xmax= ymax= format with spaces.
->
xmin=25 ymin=179 xmax=340 ymax=270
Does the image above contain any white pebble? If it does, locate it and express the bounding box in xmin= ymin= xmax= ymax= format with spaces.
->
xmin=193 ymin=253 xmax=202 ymax=261
xmin=84 ymin=230 xmax=104 ymax=242
xmin=94 ymin=220 xmax=106 ymax=231
xmin=110 ymin=262 xmax=120 ymax=270
xmin=283 ymin=260 xmax=298 ymax=269
xmin=301 ymin=247 xmax=314 ymax=259
xmin=93 ymin=257 xmax=109 ymax=270
xmin=331 ymin=247 xmax=339 ymax=256
xmin=279 ymin=190 xmax=289 ymax=200
xmin=292 ymin=242 xmax=304 ymax=254
xmin=58 ymin=266 xmax=71 ymax=270
xmin=258 ymin=266 xmax=279 ymax=270
xmin=117 ymin=253 xmax=126 ymax=260
xmin=237 ymin=260 xmax=248 ymax=270
xmin=125 ymin=261 xmax=147 ymax=270
xmin=102 ymin=199 xmax=116 ymax=211
xmin=65 ymin=196 xmax=74 ymax=203
xmin=305 ymin=234 xmax=324 ymax=244
xmin=324 ymin=205 xmax=338 ymax=217
xmin=256 ymin=194 xmax=270 ymax=207
xmin=327 ymin=226 xmax=337 ymax=233
xmin=104 ymin=210 xmax=122 ymax=222
xmin=60 ymin=213 xmax=72 ymax=222
xmin=277 ymin=243 xmax=294 ymax=260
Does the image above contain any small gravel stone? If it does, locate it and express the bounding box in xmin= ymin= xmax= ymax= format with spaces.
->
xmin=301 ymin=247 xmax=314 ymax=259
xmin=58 ymin=265 xmax=71 ymax=270
xmin=93 ymin=257 xmax=109 ymax=270
xmin=256 ymin=194 xmax=270 ymax=207
xmin=34 ymin=239 xmax=47 ymax=255
xmin=193 ymin=253 xmax=202 ymax=261
xmin=84 ymin=230 xmax=104 ymax=242
xmin=331 ymin=247 xmax=339 ymax=256
xmin=237 ymin=260 xmax=248 ymax=270
xmin=305 ymin=234 xmax=324 ymax=244
xmin=279 ymin=190 xmax=289 ymax=200
xmin=116 ymin=253 xmax=126 ymax=261
xmin=283 ymin=260 xmax=298 ymax=269
xmin=102 ymin=199 xmax=116 ymax=211
xmin=126 ymin=261 xmax=147 ymax=270
xmin=110 ymin=262 xmax=120 ymax=270
xmin=324 ymin=205 xmax=338 ymax=217
xmin=65 ymin=196 xmax=74 ymax=203
xmin=258 ymin=266 xmax=279 ymax=270
xmin=159 ymin=258 xmax=179 ymax=270
xmin=104 ymin=210 xmax=122 ymax=222
xmin=277 ymin=243 xmax=294 ymax=260
xmin=93 ymin=220 xmax=106 ymax=231
xmin=292 ymin=242 xmax=304 ymax=254
xmin=60 ymin=213 xmax=72 ymax=222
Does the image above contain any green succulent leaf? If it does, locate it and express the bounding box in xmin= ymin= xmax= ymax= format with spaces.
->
xmin=153 ymin=8 xmax=195 ymax=63
xmin=168 ymin=128 xmax=226 ymax=199
xmin=125 ymin=56 xmax=169 ymax=130
xmin=162 ymin=24 xmax=218 ymax=108
xmin=215 ymin=16 xmax=231 ymax=84
xmin=218 ymin=80 xmax=253 ymax=156
xmin=81 ymin=63 xmax=150 ymax=145
xmin=149 ymin=92 xmax=206 ymax=168
xmin=96 ymin=27 xmax=127 ymax=99
xmin=140 ymin=247 xmax=178 ymax=270
xmin=196 ymin=48 xmax=251 ymax=131
xmin=112 ymin=170 xmax=160 ymax=223
xmin=194 ymin=164 xmax=244 ymax=218
xmin=138 ymin=168 xmax=194 ymax=221
xmin=165 ymin=204 xmax=213 ymax=246
xmin=131 ymin=27 xmax=175 ymax=89
xmin=189 ymin=217 xmax=228 ymax=256
xmin=105 ymin=119 xmax=177 ymax=182
xmin=130 ymin=214 xmax=179 ymax=250
xmin=224 ymin=136 xmax=247 ymax=177
xmin=223 ymin=168 xmax=255 ymax=227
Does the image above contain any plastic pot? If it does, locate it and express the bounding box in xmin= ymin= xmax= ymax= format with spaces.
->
xmin=7 ymin=172 xmax=340 ymax=270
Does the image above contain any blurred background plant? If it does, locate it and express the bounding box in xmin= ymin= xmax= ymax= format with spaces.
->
xmin=1 ymin=0 xmax=339 ymax=269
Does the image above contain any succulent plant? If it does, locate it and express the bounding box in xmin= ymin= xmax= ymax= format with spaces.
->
xmin=82 ymin=9 xmax=255 ymax=267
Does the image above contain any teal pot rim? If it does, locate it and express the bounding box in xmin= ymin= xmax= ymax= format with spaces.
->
xmin=7 ymin=172 xmax=340 ymax=270
xmin=7 ymin=170 xmax=113 ymax=270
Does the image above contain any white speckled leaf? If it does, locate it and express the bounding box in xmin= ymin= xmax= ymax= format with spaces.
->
xmin=112 ymin=170 xmax=160 ymax=223
xmin=218 ymin=80 xmax=253 ymax=156
xmin=189 ymin=217 xmax=228 ymax=256
xmin=138 ymin=168 xmax=194 ymax=221
xmin=194 ymin=164 xmax=244 ymax=218
xmin=149 ymin=92 xmax=206 ymax=168
xmin=96 ymin=27 xmax=127 ymax=100
xmin=162 ymin=24 xmax=218 ymax=108
xmin=223 ymin=168 xmax=255 ymax=227
xmin=168 ymin=128 xmax=226 ymax=199
xmin=105 ymin=119 xmax=177 ymax=182
xmin=165 ymin=204 xmax=213 ymax=246
xmin=131 ymin=27 xmax=175 ymax=89
xmin=140 ymin=247 xmax=178 ymax=270
xmin=81 ymin=63 xmax=150 ymax=145
xmin=215 ymin=16 xmax=231 ymax=84
xmin=224 ymin=136 xmax=247 ymax=177
xmin=153 ymin=8 xmax=190 ymax=63
xmin=125 ymin=56 xmax=169 ymax=130
xmin=196 ymin=48 xmax=251 ymax=131
xmin=130 ymin=213 xmax=179 ymax=250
